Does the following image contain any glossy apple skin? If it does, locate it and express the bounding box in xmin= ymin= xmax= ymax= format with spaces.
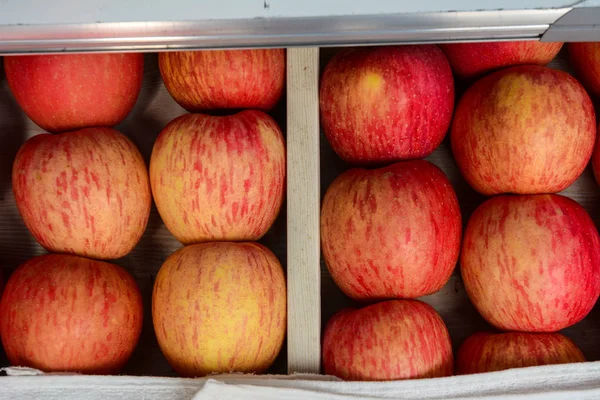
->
xmin=569 ymin=43 xmax=600 ymax=96
xmin=323 ymin=300 xmax=453 ymax=381
xmin=440 ymin=41 xmax=563 ymax=79
xmin=320 ymin=45 xmax=454 ymax=164
xmin=461 ymin=194 xmax=600 ymax=332
xmin=456 ymin=332 xmax=585 ymax=375
xmin=593 ymin=128 xmax=600 ymax=186
xmin=152 ymin=242 xmax=286 ymax=377
xmin=451 ymin=65 xmax=595 ymax=195
xmin=321 ymin=160 xmax=461 ymax=300
xmin=149 ymin=110 xmax=285 ymax=245
xmin=159 ymin=49 xmax=285 ymax=111
xmin=12 ymin=127 xmax=151 ymax=260
xmin=4 ymin=53 xmax=143 ymax=133
xmin=0 ymin=254 xmax=143 ymax=374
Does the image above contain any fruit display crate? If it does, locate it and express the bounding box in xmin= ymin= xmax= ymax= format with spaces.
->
xmin=4 ymin=1 xmax=600 ymax=399
xmin=0 ymin=45 xmax=598 ymax=399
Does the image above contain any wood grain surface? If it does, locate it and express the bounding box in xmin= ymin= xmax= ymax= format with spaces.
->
xmin=286 ymin=47 xmax=321 ymax=374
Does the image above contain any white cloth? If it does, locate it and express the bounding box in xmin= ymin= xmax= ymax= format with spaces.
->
xmin=2 ymin=362 xmax=600 ymax=400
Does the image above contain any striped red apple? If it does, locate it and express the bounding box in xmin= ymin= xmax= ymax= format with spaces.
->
xmin=440 ymin=41 xmax=563 ymax=79
xmin=594 ymin=128 xmax=600 ymax=187
xmin=461 ymin=194 xmax=600 ymax=332
xmin=0 ymin=254 xmax=143 ymax=374
xmin=456 ymin=332 xmax=585 ymax=374
xmin=320 ymin=45 xmax=454 ymax=164
xmin=569 ymin=42 xmax=600 ymax=97
xmin=152 ymin=242 xmax=286 ymax=377
xmin=159 ymin=49 xmax=285 ymax=111
xmin=323 ymin=300 xmax=453 ymax=381
xmin=4 ymin=53 xmax=143 ymax=133
xmin=451 ymin=65 xmax=595 ymax=195
xmin=12 ymin=127 xmax=151 ymax=260
xmin=149 ymin=110 xmax=285 ymax=245
xmin=321 ymin=160 xmax=461 ymax=300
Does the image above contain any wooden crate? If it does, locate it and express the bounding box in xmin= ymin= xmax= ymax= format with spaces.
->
xmin=0 ymin=45 xmax=599 ymax=379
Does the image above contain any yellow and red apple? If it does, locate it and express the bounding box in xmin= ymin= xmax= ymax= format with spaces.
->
xmin=12 ymin=127 xmax=151 ymax=260
xmin=159 ymin=49 xmax=285 ymax=111
xmin=440 ymin=41 xmax=563 ymax=79
xmin=456 ymin=332 xmax=585 ymax=374
xmin=461 ymin=194 xmax=600 ymax=332
xmin=152 ymin=242 xmax=286 ymax=377
xmin=4 ymin=53 xmax=143 ymax=133
xmin=323 ymin=300 xmax=453 ymax=381
xmin=0 ymin=254 xmax=143 ymax=374
xmin=321 ymin=160 xmax=461 ymax=300
xmin=320 ymin=45 xmax=454 ymax=164
xmin=451 ymin=65 xmax=595 ymax=195
xmin=149 ymin=110 xmax=285 ymax=244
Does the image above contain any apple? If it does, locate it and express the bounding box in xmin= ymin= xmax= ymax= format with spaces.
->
xmin=569 ymin=43 xmax=600 ymax=96
xmin=4 ymin=53 xmax=143 ymax=133
xmin=321 ymin=160 xmax=461 ymax=300
xmin=593 ymin=131 xmax=600 ymax=186
xmin=456 ymin=332 xmax=585 ymax=375
xmin=159 ymin=49 xmax=285 ymax=111
xmin=320 ymin=45 xmax=454 ymax=164
xmin=451 ymin=65 xmax=595 ymax=195
xmin=439 ymin=41 xmax=563 ymax=79
xmin=461 ymin=194 xmax=600 ymax=332
xmin=0 ymin=254 xmax=143 ymax=374
xmin=12 ymin=127 xmax=151 ymax=260
xmin=149 ymin=110 xmax=285 ymax=245
xmin=323 ymin=300 xmax=453 ymax=381
xmin=152 ymin=242 xmax=286 ymax=377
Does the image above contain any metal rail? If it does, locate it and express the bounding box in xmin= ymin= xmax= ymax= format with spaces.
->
xmin=0 ymin=4 xmax=573 ymax=54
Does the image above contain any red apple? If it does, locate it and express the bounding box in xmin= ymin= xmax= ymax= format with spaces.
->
xmin=456 ymin=332 xmax=585 ymax=375
xmin=451 ymin=65 xmax=595 ymax=195
xmin=159 ymin=49 xmax=285 ymax=111
xmin=569 ymin=43 xmax=600 ymax=96
xmin=4 ymin=53 xmax=143 ymax=133
xmin=320 ymin=45 xmax=454 ymax=164
xmin=593 ymin=129 xmax=600 ymax=186
xmin=12 ymin=127 xmax=151 ymax=260
xmin=323 ymin=300 xmax=453 ymax=381
xmin=440 ymin=41 xmax=563 ymax=79
xmin=321 ymin=160 xmax=461 ymax=300
xmin=0 ymin=254 xmax=143 ymax=374
xmin=152 ymin=242 xmax=286 ymax=377
xmin=149 ymin=110 xmax=285 ymax=245
xmin=461 ymin=194 xmax=600 ymax=332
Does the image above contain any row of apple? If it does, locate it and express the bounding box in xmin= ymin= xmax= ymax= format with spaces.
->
xmin=320 ymin=42 xmax=599 ymax=189
xmin=0 ymin=50 xmax=288 ymax=376
xmin=0 ymin=41 xmax=598 ymax=379
xmin=319 ymin=41 xmax=600 ymax=380
xmin=6 ymin=51 xmax=286 ymax=259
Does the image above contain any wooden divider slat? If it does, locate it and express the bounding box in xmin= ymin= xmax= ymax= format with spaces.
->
xmin=286 ymin=47 xmax=321 ymax=374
